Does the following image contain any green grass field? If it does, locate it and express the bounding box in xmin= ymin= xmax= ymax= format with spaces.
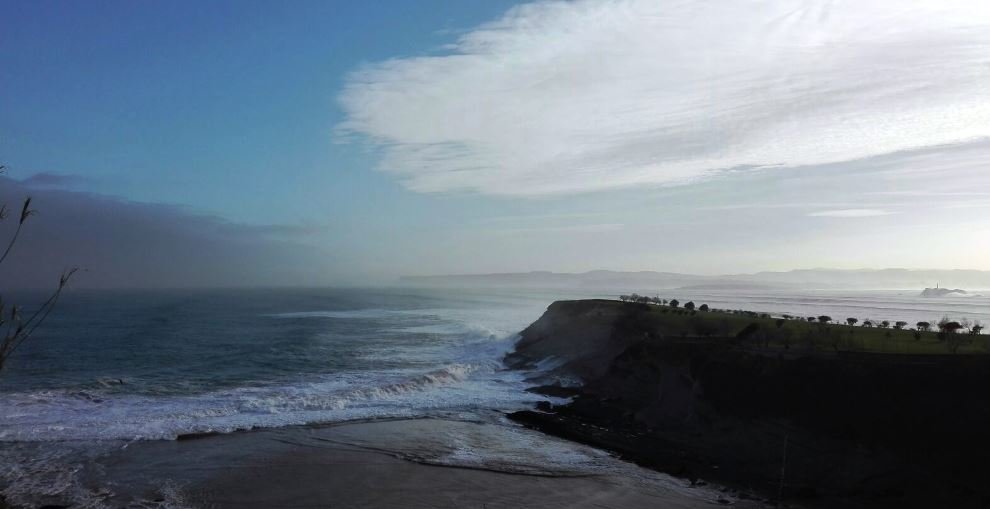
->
xmin=624 ymin=301 xmax=988 ymax=355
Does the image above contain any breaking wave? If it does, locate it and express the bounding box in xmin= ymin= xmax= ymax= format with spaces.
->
xmin=0 ymin=361 xmax=540 ymax=442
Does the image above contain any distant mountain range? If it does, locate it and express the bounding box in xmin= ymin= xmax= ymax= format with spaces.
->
xmin=399 ymin=269 xmax=990 ymax=291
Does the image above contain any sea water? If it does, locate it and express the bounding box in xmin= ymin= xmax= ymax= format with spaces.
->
xmin=0 ymin=287 xmax=598 ymax=506
xmin=0 ymin=287 xmax=581 ymax=442
xmin=1 ymin=286 xmax=987 ymax=506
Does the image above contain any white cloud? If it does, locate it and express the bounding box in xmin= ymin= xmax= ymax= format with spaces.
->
xmin=493 ymin=222 xmax=625 ymax=235
xmin=337 ymin=0 xmax=990 ymax=196
xmin=808 ymin=209 xmax=892 ymax=218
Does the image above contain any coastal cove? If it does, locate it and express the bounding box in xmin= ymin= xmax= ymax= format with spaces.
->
xmin=6 ymin=2 xmax=990 ymax=506
xmin=2 ymin=287 xmax=989 ymax=507
xmin=1 ymin=288 xmax=752 ymax=508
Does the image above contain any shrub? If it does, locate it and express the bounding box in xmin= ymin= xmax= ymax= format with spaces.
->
xmin=0 ymin=180 xmax=76 ymax=374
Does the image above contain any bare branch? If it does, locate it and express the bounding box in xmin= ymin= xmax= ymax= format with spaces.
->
xmin=19 ymin=196 xmax=35 ymax=225
xmin=0 ymin=197 xmax=33 ymax=265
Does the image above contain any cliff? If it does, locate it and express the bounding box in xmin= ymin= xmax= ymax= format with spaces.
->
xmin=506 ymin=300 xmax=990 ymax=508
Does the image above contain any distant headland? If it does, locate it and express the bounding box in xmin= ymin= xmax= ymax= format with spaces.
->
xmin=920 ymin=287 xmax=967 ymax=297
xmin=400 ymin=268 xmax=990 ymax=290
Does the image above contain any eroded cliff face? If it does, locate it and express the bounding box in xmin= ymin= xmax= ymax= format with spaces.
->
xmin=506 ymin=300 xmax=726 ymax=430
xmin=506 ymin=300 xmax=990 ymax=508
xmin=505 ymin=300 xmax=647 ymax=378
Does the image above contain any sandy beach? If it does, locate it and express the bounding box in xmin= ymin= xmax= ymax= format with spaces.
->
xmin=11 ymin=417 xmax=764 ymax=508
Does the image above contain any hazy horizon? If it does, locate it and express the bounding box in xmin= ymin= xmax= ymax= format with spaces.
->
xmin=4 ymin=0 xmax=990 ymax=288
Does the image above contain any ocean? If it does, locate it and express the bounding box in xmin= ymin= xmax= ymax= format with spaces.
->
xmin=0 ymin=287 xmax=582 ymax=442
xmin=1 ymin=286 xmax=987 ymax=506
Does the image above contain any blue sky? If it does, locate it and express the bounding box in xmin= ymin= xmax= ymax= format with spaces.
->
xmin=2 ymin=1 xmax=514 ymax=222
xmin=3 ymin=0 xmax=990 ymax=286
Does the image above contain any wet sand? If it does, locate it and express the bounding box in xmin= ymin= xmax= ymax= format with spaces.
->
xmin=79 ymin=418 xmax=761 ymax=508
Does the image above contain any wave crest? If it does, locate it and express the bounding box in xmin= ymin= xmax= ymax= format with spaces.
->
xmin=0 ymin=361 xmax=532 ymax=442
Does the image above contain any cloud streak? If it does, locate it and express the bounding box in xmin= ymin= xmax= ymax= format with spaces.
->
xmin=338 ymin=0 xmax=990 ymax=196
xmin=808 ymin=209 xmax=892 ymax=218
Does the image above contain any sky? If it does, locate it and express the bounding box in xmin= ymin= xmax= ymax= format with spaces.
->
xmin=2 ymin=0 xmax=990 ymax=287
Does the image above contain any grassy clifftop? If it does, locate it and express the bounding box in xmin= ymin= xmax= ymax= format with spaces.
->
xmin=507 ymin=299 xmax=990 ymax=507
xmin=516 ymin=298 xmax=986 ymax=357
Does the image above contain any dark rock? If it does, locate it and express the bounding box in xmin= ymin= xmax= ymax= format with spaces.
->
xmin=525 ymin=384 xmax=582 ymax=398
xmin=505 ymin=299 xmax=990 ymax=508
xmin=535 ymin=401 xmax=554 ymax=412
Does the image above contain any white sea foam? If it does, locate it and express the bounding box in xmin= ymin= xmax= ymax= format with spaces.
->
xmin=0 ymin=295 xmax=561 ymax=506
xmin=0 ymin=443 xmax=115 ymax=508
xmin=0 ymin=361 xmax=541 ymax=442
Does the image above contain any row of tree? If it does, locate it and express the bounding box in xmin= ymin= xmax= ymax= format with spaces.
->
xmin=831 ymin=316 xmax=983 ymax=335
xmin=616 ymin=293 xmax=984 ymax=337
xmin=618 ymin=294 xmax=711 ymax=312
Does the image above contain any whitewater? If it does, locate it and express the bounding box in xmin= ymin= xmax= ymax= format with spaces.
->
xmin=1 ymin=286 xmax=987 ymax=506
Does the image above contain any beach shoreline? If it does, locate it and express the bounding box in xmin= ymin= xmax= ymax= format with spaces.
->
xmin=2 ymin=416 xmax=760 ymax=508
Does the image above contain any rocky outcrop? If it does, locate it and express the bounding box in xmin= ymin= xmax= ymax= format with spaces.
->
xmin=504 ymin=299 xmax=658 ymax=381
xmin=920 ymin=287 xmax=966 ymax=297
xmin=506 ymin=300 xmax=990 ymax=508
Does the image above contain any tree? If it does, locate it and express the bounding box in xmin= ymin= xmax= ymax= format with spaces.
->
xmin=699 ymin=304 xmax=709 ymax=312
xmin=0 ymin=174 xmax=76 ymax=374
xmin=807 ymin=317 xmax=816 ymax=323
xmin=863 ymin=320 xmax=874 ymax=328
xmin=894 ymin=321 xmax=908 ymax=330
xmin=972 ymin=325 xmax=984 ymax=336
xmin=940 ymin=322 xmax=966 ymax=353
xmin=846 ymin=318 xmax=858 ymax=327
xmin=880 ymin=320 xmax=891 ymax=329
xmin=684 ymin=301 xmax=695 ymax=311
xmin=916 ymin=322 xmax=931 ymax=332
xmin=619 ymin=295 xmax=630 ymax=302
xmin=937 ymin=319 xmax=964 ymax=348
xmin=669 ymin=299 xmax=679 ymax=308
xmin=941 ymin=321 xmax=964 ymax=334
xmin=818 ymin=315 xmax=832 ymax=325
xmin=936 ymin=316 xmax=959 ymax=340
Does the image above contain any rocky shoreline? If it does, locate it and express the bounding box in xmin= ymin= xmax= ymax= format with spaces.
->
xmin=504 ymin=299 xmax=990 ymax=508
